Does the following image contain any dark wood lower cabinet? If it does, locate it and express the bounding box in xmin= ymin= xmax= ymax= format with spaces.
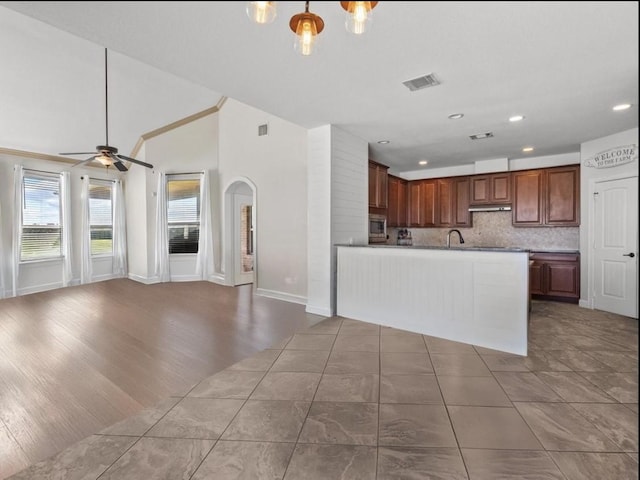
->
xmin=529 ymin=252 xmax=580 ymax=303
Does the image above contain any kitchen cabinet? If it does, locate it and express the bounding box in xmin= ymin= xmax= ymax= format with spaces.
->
xmin=388 ymin=175 xmax=408 ymax=227
xmin=408 ymin=179 xmax=437 ymax=227
xmin=368 ymin=160 xmax=388 ymax=209
xmin=529 ymin=251 xmax=580 ymax=302
xmin=470 ymin=173 xmax=511 ymax=204
xmin=513 ymin=165 xmax=580 ymax=226
xmin=438 ymin=176 xmax=471 ymax=227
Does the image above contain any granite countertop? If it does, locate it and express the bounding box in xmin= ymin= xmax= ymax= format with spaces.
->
xmin=336 ymin=244 xmax=529 ymax=253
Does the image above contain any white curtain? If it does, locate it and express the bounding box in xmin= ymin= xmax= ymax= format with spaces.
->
xmin=60 ymin=171 xmax=72 ymax=287
xmin=154 ymin=172 xmax=170 ymax=282
xmin=12 ymin=166 xmax=23 ymax=297
xmin=196 ymin=170 xmax=215 ymax=280
xmin=112 ymin=179 xmax=128 ymax=277
xmin=80 ymin=175 xmax=92 ymax=284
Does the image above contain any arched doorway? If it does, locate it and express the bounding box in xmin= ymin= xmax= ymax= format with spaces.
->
xmin=223 ymin=178 xmax=256 ymax=286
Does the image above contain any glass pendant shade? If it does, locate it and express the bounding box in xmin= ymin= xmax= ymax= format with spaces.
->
xmin=289 ymin=3 xmax=324 ymax=56
xmin=341 ymin=1 xmax=377 ymax=34
xmin=96 ymin=154 xmax=113 ymax=167
xmin=246 ymin=1 xmax=277 ymax=24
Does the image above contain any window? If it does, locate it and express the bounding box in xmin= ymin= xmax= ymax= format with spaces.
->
xmin=167 ymin=176 xmax=200 ymax=254
xmin=89 ymin=180 xmax=113 ymax=255
xmin=21 ymin=171 xmax=62 ymax=261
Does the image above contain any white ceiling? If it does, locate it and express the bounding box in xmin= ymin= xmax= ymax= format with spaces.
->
xmin=1 ymin=1 xmax=638 ymax=174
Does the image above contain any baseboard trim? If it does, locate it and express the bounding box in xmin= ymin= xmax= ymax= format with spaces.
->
xmin=256 ymin=288 xmax=307 ymax=306
xmin=128 ymin=273 xmax=160 ymax=285
xmin=17 ymin=281 xmax=64 ymax=296
xmin=170 ymin=275 xmax=202 ymax=282
xmin=208 ymin=273 xmax=226 ymax=286
xmin=305 ymin=305 xmax=333 ymax=317
xmin=579 ymin=298 xmax=593 ymax=309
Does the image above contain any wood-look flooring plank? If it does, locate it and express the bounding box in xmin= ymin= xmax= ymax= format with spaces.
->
xmin=0 ymin=279 xmax=321 ymax=477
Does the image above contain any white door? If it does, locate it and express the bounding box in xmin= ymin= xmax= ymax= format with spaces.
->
xmin=234 ymin=193 xmax=254 ymax=285
xmin=593 ymin=176 xmax=638 ymax=318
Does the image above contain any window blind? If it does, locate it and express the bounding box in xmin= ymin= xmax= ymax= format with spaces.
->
xmin=167 ymin=177 xmax=200 ymax=254
xmin=89 ymin=181 xmax=113 ymax=255
xmin=21 ymin=173 xmax=62 ymax=260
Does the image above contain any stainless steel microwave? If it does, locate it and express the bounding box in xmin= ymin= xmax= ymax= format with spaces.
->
xmin=369 ymin=214 xmax=387 ymax=243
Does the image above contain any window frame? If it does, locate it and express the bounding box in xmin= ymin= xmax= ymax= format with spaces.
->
xmin=20 ymin=170 xmax=63 ymax=263
xmin=166 ymin=173 xmax=201 ymax=255
xmin=88 ymin=178 xmax=114 ymax=257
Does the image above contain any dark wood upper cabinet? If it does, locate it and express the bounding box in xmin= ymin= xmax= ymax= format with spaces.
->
xmin=368 ymin=160 xmax=389 ymax=209
xmin=470 ymin=173 xmax=511 ymax=204
xmin=437 ymin=176 xmax=471 ymax=227
xmin=408 ymin=181 xmax=422 ymax=227
xmin=438 ymin=178 xmax=453 ymax=226
xmin=388 ymin=175 xmax=408 ymax=227
xmin=421 ymin=180 xmax=437 ymax=227
xmin=513 ymin=165 xmax=579 ymax=227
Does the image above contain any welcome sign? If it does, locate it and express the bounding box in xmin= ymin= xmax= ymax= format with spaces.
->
xmin=584 ymin=144 xmax=637 ymax=168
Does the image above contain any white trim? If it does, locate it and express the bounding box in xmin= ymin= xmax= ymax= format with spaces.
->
xmin=91 ymin=273 xmax=120 ymax=283
xmin=17 ymin=281 xmax=64 ymax=296
xmin=579 ymin=299 xmax=593 ymax=309
xmin=128 ymin=273 xmax=160 ymax=285
xmin=208 ymin=273 xmax=226 ymax=285
xmin=305 ymin=305 xmax=333 ymax=317
xmin=170 ymin=274 xmax=202 ymax=282
xmin=256 ymin=287 xmax=307 ymax=305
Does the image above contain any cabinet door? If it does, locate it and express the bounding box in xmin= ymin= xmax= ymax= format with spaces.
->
xmin=453 ymin=176 xmax=471 ymax=226
xmin=408 ymin=181 xmax=422 ymax=226
xmin=529 ymin=262 xmax=544 ymax=295
xmin=438 ymin=178 xmax=453 ymax=226
xmin=471 ymin=176 xmax=490 ymax=204
xmin=546 ymin=262 xmax=579 ymax=298
xmin=398 ymin=179 xmax=408 ymax=226
xmin=421 ymin=180 xmax=437 ymax=227
xmin=546 ymin=166 xmax=579 ymax=226
xmin=368 ymin=163 xmax=377 ymax=207
xmin=387 ymin=176 xmax=400 ymax=227
xmin=513 ymin=170 xmax=544 ymax=225
xmin=491 ymin=173 xmax=511 ymax=203
xmin=378 ymin=167 xmax=388 ymax=208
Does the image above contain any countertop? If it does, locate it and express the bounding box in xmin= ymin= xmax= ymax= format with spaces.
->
xmin=337 ymin=244 xmax=580 ymax=254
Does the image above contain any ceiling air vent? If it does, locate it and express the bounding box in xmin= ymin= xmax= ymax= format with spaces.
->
xmin=402 ymin=73 xmax=440 ymax=92
xmin=469 ymin=132 xmax=494 ymax=140
xmin=258 ymin=124 xmax=268 ymax=136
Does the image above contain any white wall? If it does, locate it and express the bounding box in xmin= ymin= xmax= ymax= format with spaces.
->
xmin=127 ymin=113 xmax=220 ymax=283
xmin=218 ymin=99 xmax=308 ymax=303
xmin=0 ymin=153 xmax=124 ymax=296
xmin=579 ymin=128 xmax=639 ymax=308
xmin=306 ymin=125 xmax=368 ymax=316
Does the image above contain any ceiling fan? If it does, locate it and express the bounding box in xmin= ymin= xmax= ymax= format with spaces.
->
xmin=59 ymin=48 xmax=153 ymax=172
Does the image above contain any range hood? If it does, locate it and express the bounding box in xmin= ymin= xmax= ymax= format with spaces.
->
xmin=468 ymin=205 xmax=512 ymax=212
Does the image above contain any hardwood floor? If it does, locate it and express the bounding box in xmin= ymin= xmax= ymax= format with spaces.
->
xmin=0 ymin=279 xmax=322 ymax=479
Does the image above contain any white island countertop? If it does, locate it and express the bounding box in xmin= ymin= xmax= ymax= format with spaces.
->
xmin=336 ymin=244 xmax=530 ymax=355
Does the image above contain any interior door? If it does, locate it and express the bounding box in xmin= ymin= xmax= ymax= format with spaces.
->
xmin=593 ymin=176 xmax=638 ymax=317
xmin=234 ymin=193 xmax=254 ymax=286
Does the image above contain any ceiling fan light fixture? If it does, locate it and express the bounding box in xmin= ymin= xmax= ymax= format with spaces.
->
xmin=341 ymin=1 xmax=377 ymax=35
xmin=95 ymin=154 xmax=113 ymax=167
xmin=246 ymin=1 xmax=277 ymax=24
xmin=290 ymin=2 xmax=324 ymax=56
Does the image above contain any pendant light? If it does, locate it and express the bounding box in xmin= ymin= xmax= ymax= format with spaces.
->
xmin=246 ymin=1 xmax=277 ymax=24
xmin=341 ymin=1 xmax=378 ymax=35
xmin=289 ymin=2 xmax=324 ymax=56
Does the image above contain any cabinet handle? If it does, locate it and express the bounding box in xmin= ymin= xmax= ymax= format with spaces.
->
xmin=622 ymin=252 xmax=635 ymax=257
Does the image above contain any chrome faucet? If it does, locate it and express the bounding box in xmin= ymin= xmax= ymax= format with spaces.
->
xmin=446 ymin=229 xmax=465 ymax=248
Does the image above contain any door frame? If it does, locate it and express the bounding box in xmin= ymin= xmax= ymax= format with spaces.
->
xmin=223 ymin=177 xmax=257 ymax=288
xmin=587 ymin=172 xmax=638 ymax=317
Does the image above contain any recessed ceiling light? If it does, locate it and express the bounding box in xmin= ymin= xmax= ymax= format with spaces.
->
xmin=448 ymin=113 xmax=464 ymax=120
xmin=613 ymin=103 xmax=631 ymax=111
xmin=377 ymin=140 xmax=390 ymax=144
xmin=419 ymin=160 xmax=428 ymax=165
xmin=522 ymin=147 xmax=534 ymax=153
xmin=509 ymin=115 xmax=525 ymax=122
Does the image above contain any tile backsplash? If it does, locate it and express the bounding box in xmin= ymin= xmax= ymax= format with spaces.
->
xmin=389 ymin=212 xmax=579 ymax=250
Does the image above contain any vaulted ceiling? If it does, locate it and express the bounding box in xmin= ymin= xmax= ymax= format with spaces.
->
xmin=1 ymin=1 xmax=638 ymax=174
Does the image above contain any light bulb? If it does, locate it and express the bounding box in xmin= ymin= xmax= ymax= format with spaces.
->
xmin=295 ymin=18 xmax=318 ymax=56
xmin=96 ymin=154 xmax=112 ymax=166
xmin=246 ymin=1 xmax=276 ymax=24
xmin=344 ymin=1 xmax=374 ymax=35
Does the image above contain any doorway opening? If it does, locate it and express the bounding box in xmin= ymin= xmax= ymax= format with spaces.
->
xmin=223 ymin=178 xmax=256 ymax=287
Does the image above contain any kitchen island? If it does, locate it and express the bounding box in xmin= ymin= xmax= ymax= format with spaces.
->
xmin=336 ymin=245 xmax=530 ymax=355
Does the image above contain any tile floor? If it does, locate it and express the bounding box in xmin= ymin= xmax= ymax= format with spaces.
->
xmin=8 ymin=301 xmax=639 ymax=479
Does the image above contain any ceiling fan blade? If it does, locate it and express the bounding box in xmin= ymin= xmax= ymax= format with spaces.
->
xmin=115 ymin=154 xmax=154 ymax=169
xmin=113 ymin=160 xmax=128 ymax=172
xmin=59 ymin=151 xmax=98 ymax=156
xmin=71 ymin=156 xmax=98 ymax=167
